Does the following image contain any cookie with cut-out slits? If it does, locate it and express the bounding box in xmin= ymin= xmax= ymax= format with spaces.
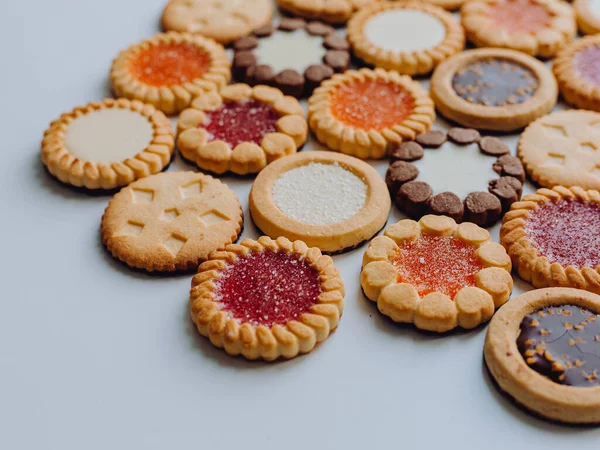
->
xmin=101 ymin=172 xmax=243 ymax=272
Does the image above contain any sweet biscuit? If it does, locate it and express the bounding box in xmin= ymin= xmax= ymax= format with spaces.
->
xmin=277 ymin=0 xmax=380 ymax=24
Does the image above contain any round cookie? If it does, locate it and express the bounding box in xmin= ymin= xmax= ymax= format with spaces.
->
xmin=485 ymin=288 xmax=600 ymax=424
xmin=41 ymin=98 xmax=174 ymax=191
xmin=518 ymin=110 xmax=600 ymax=190
xmin=249 ymin=151 xmax=391 ymax=253
xmin=401 ymin=0 xmax=468 ymax=10
xmin=101 ymin=172 xmax=243 ymax=272
xmin=276 ymin=0 xmax=381 ymax=25
xmin=177 ymin=84 xmax=307 ymax=175
xmin=189 ymin=236 xmax=345 ymax=361
xmin=573 ymin=0 xmax=600 ymax=35
xmin=347 ymin=2 xmax=465 ymax=76
xmin=430 ymin=48 xmax=557 ymax=132
xmin=308 ymin=68 xmax=435 ymax=159
xmin=461 ymin=0 xmax=576 ymax=58
xmin=232 ymin=19 xmax=351 ymax=98
xmin=361 ymin=215 xmax=513 ymax=333
xmin=161 ymin=0 xmax=273 ymax=45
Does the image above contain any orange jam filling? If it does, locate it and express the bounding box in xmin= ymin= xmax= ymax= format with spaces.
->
xmin=330 ymin=79 xmax=415 ymax=131
xmin=392 ymin=233 xmax=483 ymax=299
xmin=488 ymin=0 xmax=552 ymax=35
xmin=128 ymin=43 xmax=210 ymax=87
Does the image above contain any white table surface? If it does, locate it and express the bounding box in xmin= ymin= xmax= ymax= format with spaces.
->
xmin=2 ymin=0 xmax=599 ymax=448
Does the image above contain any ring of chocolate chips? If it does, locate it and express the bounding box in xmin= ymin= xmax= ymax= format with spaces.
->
xmin=232 ymin=18 xmax=351 ymax=98
xmin=385 ymin=127 xmax=525 ymax=227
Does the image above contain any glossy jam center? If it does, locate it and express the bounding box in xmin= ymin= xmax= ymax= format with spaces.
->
xmin=525 ymin=199 xmax=600 ymax=268
xmin=330 ymin=79 xmax=415 ymax=131
xmin=129 ymin=43 xmax=210 ymax=87
xmin=213 ymin=250 xmax=321 ymax=327
xmin=488 ymin=0 xmax=552 ymax=35
xmin=392 ymin=234 xmax=483 ymax=299
xmin=203 ymin=100 xmax=279 ymax=148
xmin=517 ymin=305 xmax=600 ymax=387
xmin=573 ymin=45 xmax=600 ymax=86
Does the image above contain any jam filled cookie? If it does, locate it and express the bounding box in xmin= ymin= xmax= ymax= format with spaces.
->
xmin=277 ymin=0 xmax=380 ymax=25
xmin=110 ymin=32 xmax=230 ymax=115
xmin=518 ymin=110 xmax=600 ymax=190
xmin=232 ymin=19 xmax=351 ymax=98
xmin=101 ymin=172 xmax=243 ymax=272
xmin=573 ymin=0 xmax=600 ymax=35
xmin=249 ymin=151 xmax=391 ymax=253
xmin=177 ymin=84 xmax=307 ymax=175
xmin=554 ymin=36 xmax=600 ymax=112
xmin=430 ymin=48 xmax=557 ymax=132
xmin=41 ymin=99 xmax=174 ymax=191
xmin=461 ymin=0 xmax=576 ymax=58
xmin=308 ymin=68 xmax=435 ymax=159
xmin=347 ymin=2 xmax=465 ymax=76
xmin=161 ymin=0 xmax=273 ymax=45
xmin=485 ymin=288 xmax=600 ymax=424
xmin=501 ymin=186 xmax=600 ymax=293
xmin=361 ymin=215 xmax=513 ymax=332
xmin=386 ymin=128 xmax=525 ymax=226
xmin=189 ymin=236 xmax=344 ymax=360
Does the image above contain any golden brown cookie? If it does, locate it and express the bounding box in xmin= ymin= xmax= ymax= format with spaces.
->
xmin=361 ymin=215 xmax=513 ymax=332
xmin=485 ymin=288 xmax=600 ymax=424
xmin=101 ymin=171 xmax=243 ymax=272
xmin=110 ymin=32 xmax=230 ymax=115
xmin=554 ymin=35 xmax=600 ymax=112
xmin=347 ymin=2 xmax=465 ymax=76
xmin=573 ymin=0 xmax=600 ymax=35
xmin=461 ymin=0 xmax=576 ymax=58
xmin=308 ymin=68 xmax=435 ymax=159
xmin=177 ymin=84 xmax=307 ymax=175
xmin=41 ymin=98 xmax=174 ymax=191
xmin=402 ymin=0 xmax=468 ymax=10
xmin=430 ymin=48 xmax=557 ymax=132
xmin=161 ymin=0 xmax=273 ymax=44
xmin=518 ymin=110 xmax=600 ymax=190
xmin=249 ymin=151 xmax=391 ymax=253
xmin=189 ymin=236 xmax=345 ymax=361
xmin=277 ymin=0 xmax=380 ymax=24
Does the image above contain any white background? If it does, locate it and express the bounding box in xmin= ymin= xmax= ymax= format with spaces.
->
xmin=2 ymin=0 xmax=599 ymax=448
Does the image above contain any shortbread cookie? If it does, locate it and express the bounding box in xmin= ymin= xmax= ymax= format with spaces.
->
xmin=110 ymin=32 xmax=230 ymax=115
xmin=404 ymin=0 xmax=468 ymax=10
xmin=461 ymin=0 xmax=576 ymax=58
xmin=501 ymin=186 xmax=600 ymax=293
xmin=41 ymin=99 xmax=174 ymax=191
xmin=308 ymin=68 xmax=435 ymax=159
xmin=518 ymin=110 xmax=600 ymax=190
xmin=361 ymin=215 xmax=513 ymax=332
xmin=232 ymin=19 xmax=350 ymax=98
xmin=177 ymin=84 xmax=307 ymax=175
xmin=101 ymin=172 xmax=243 ymax=272
xmin=386 ymin=128 xmax=524 ymax=226
xmin=347 ymin=2 xmax=465 ymax=76
xmin=554 ymin=36 xmax=600 ymax=112
xmin=430 ymin=48 xmax=557 ymax=132
xmin=161 ymin=0 xmax=273 ymax=44
xmin=277 ymin=0 xmax=380 ymax=24
xmin=249 ymin=151 xmax=391 ymax=253
xmin=189 ymin=236 xmax=345 ymax=360
xmin=573 ymin=0 xmax=600 ymax=34
xmin=485 ymin=288 xmax=600 ymax=424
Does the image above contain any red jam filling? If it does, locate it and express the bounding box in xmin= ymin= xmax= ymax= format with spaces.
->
xmin=525 ymin=199 xmax=600 ymax=268
xmin=488 ymin=0 xmax=553 ymax=35
xmin=573 ymin=45 xmax=600 ymax=87
xmin=213 ymin=250 xmax=322 ymax=327
xmin=203 ymin=100 xmax=280 ymax=148
xmin=392 ymin=233 xmax=483 ymax=299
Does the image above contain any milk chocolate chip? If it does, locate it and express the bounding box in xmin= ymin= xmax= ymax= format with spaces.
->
xmin=464 ymin=192 xmax=502 ymax=227
xmin=247 ymin=64 xmax=275 ymax=85
xmin=448 ymin=127 xmax=481 ymax=144
xmin=253 ymin=23 xmax=275 ymax=37
xmin=416 ymin=130 xmax=447 ymax=148
xmin=305 ymin=65 xmax=334 ymax=92
xmin=493 ymin=154 xmax=526 ymax=183
xmin=274 ymin=70 xmax=305 ymax=97
xmin=397 ymin=181 xmax=433 ymax=219
xmin=479 ymin=136 xmax=510 ymax=156
xmin=489 ymin=176 xmax=523 ymax=212
xmin=429 ymin=192 xmax=465 ymax=222
xmin=324 ymin=34 xmax=350 ymax=51
xmin=279 ymin=18 xmax=306 ymax=31
xmin=385 ymin=161 xmax=419 ymax=196
xmin=391 ymin=142 xmax=424 ymax=162
xmin=306 ymin=21 xmax=334 ymax=36
xmin=324 ymin=50 xmax=350 ymax=73
xmin=234 ymin=35 xmax=259 ymax=51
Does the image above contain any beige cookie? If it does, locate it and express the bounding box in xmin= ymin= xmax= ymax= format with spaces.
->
xmin=308 ymin=68 xmax=435 ymax=159
xmin=347 ymin=2 xmax=465 ymax=76
xmin=177 ymin=84 xmax=307 ymax=175
xmin=573 ymin=0 xmax=600 ymax=34
xmin=485 ymin=288 xmax=600 ymax=424
xmin=361 ymin=215 xmax=513 ymax=333
xmin=518 ymin=110 xmax=600 ymax=190
xmin=110 ymin=32 xmax=230 ymax=115
xmin=249 ymin=151 xmax=391 ymax=253
xmin=399 ymin=0 xmax=468 ymax=10
xmin=161 ymin=0 xmax=273 ymax=44
xmin=189 ymin=236 xmax=345 ymax=361
xmin=101 ymin=172 xmax=243 ymax=272
xmin=41 ymin=98 xmax=174 ymax=191
xmin=430 ymin=48 xmax=557 ymax=132
xmin=277 ymin=0 xmax=381 ymax=24
xmin=461 ymin=0 xmax=576 ymax=58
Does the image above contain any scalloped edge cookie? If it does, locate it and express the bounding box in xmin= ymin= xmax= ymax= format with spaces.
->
xmin=276 ymin=0 xmax=381 ymax=24
xmin=573 ymin=0 xmax=600 ymax=35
